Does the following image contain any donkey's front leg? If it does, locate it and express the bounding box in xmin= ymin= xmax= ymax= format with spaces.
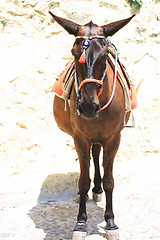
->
xmin=103 ymin=135 xmax=121 ymax=240
xmin=72 ymin=135 xmax=91 ymax=240
xmin=92 ymin=144 xmax=103 ymax=202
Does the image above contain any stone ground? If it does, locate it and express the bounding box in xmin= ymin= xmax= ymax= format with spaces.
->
xmin=0 ymin=0 xmax=160 ymax=239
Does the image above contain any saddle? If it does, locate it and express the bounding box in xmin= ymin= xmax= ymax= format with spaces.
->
xmin=52 ymin=49 xmax=137 ymax=112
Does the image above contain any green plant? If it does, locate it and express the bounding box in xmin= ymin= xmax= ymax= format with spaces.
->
xmin=0 ymin=19 xmax=8 ymax=27
xmin=127 ymin=0 xmax=143 ymax=10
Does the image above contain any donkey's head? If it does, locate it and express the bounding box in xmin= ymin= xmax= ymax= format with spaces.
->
xmin=49 ymin=12 xmax=134 ymax=119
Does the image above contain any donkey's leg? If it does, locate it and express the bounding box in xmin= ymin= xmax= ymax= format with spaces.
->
xmin=92 ymin=144 xmax=103 ymax=202
xmin=72 ymin=136 xmax=91 ymax=239
xmin=103 ymin=134 xmax=121 ymax=239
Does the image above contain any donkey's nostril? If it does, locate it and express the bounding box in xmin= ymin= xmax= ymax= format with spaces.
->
xmin=95 ymin=102 xmax=100 ymax=112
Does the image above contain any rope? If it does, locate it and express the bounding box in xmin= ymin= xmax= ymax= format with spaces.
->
xmin=100 ymin=50 xmax=118 ymax=111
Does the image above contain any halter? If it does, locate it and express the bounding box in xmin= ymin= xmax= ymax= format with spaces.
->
xmin=76 ymin=36 xmax=106 ymax=64
xmin=74 ymin=36 xmax=118 ymax=114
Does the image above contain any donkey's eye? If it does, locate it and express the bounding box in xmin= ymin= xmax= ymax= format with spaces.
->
xmin=75 ymin=39 xmax=82 ymax=45
xmin=71 ymin=47 xmax=81 ymax=58
xmin=98 ymin=38 xmax=107 ymax=47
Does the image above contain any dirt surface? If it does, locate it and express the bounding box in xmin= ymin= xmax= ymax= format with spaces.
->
xmin=0 ymin=0 xmax=160 ymax=239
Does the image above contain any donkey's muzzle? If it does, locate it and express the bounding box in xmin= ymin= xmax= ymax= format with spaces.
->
xmin=78 ymin=100 xmax=100 ymax=119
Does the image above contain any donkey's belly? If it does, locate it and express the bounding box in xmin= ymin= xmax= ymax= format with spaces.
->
xmin=53 ymin=96 xmax=73 ymax=135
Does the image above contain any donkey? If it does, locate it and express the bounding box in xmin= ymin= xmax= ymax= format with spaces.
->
xmin=49 ymin=11 xmax=134 ymax=240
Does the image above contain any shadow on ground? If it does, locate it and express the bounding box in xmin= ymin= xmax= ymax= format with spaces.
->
xmin=37 ymin=172 xmax=80 ymax=203
xmin=28 ymin=173 xmax=106 ymax=240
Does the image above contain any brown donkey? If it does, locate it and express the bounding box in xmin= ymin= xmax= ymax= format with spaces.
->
xmin=49 ymin=12 xmax=135 ymax=240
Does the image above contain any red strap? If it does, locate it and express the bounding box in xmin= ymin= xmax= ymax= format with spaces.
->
xmin=78 ymin=79 xmax=103 ymax=95
xmin=130 ymin=85 xmax=138 ymax=109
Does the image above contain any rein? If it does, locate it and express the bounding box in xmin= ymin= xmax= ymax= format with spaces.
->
xmin=100 ymin=49 xmax=118 ymax=111
xmin=74 ymin=36 xmax=118 ymax=113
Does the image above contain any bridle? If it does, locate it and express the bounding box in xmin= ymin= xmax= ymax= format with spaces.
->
xmin=74 ymin=36 xmax=118 ymax=114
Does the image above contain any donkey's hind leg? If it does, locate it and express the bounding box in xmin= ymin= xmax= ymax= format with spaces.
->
xmin=92 ymin=144 xmax=103 ymax=202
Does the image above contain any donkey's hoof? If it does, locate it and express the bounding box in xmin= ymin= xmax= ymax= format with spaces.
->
xmin=72 ymin=231 xmax=87 ymax=240
xmin=72 ymin=221 xmax=87 ymax=240
xmin=75 ymin=193 xmax=89 ymax=203
xmin=106 ymin=219 xmax=119 ymax=239
xmin=92 ymin=191 xmax=103 ymax=202
xmin=106 ymin=218 xmax=118 ymax=230
xmin=106 ymin=229 xmax=119 ymax=240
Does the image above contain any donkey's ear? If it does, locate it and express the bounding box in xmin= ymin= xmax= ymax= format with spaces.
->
xmin=49 ymin=11 xmax=80 ymax=35
xmin=102 ymin=15 xmax=135 ymax=37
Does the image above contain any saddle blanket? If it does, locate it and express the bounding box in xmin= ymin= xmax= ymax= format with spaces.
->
xmin=51 ymin=59 xmax=75 ymax=100
xmin=52 ymin=56 xmax=137 ymax=111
